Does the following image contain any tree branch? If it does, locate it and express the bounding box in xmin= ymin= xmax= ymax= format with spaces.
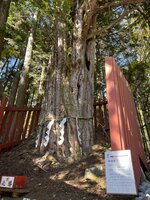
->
xmin=95 ymin=0 xmax=145 ymax=14
xmin=87 ymin=8 xmax=134 ymax=40
xmin=136 ymin=6 xmax=150 ymax=25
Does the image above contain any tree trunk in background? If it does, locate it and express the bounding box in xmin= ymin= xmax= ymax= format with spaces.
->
xmin=38 ymin=63 xmax=47 ymax=104
xmin=8 ymin=61 xmax=23 ymax=105
xmin=0 ymin=0 xmax=11 ymax=100
xmin=0 ymin=0 xmax=11 ymax=57
xmin=16 ymin=12 xmax=38 ymax=106
xmin=38 ymin=0 xmax=97 ymax=161
xmin=0 ymin=80 xmax=3 ymax=102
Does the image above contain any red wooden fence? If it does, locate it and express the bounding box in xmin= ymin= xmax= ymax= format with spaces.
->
xmin=105 ymin=57 xmax=147 ymax=188
xmin=93 ymin=100 xmax=109 ymax=142
xmin=0 ymin=97 xmax=40 ymax=153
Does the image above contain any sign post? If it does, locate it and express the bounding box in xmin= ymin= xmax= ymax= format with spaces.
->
xmin=105 ymin=150 xmax=137 ymax=195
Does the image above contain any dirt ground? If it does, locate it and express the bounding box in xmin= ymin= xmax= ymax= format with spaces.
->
xmin=0 ymin=135 xmax=135 ymax=200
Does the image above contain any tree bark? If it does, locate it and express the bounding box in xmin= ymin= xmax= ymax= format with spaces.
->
xmin=16 ymin=12 xmax=38 ymax=106
xmin=38 ymin=0 xmax=97 ymax=160
xmin=8 ymin=61 xmax=23 ymax=105
xmin=0 ymin=0 xmax=11 ymax=100
xmin=0 ymin=0 xmax=11 ymax=58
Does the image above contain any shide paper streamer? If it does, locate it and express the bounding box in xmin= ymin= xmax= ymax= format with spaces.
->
xmin=44 ymin=119 xmax=55 ymax=147
xmin=58 ymin=117 xmax=67 ymax=145
xmin=35 ymin=133 xmax=40 ymax=148
xmin=76 ymin=116 xmax=82 ymax=145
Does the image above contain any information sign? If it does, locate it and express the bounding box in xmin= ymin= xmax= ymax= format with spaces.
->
xmin=105 ymin=150 xmax=137 ymax=195
xmin=0 ymin=176 xmax=14 ymax=188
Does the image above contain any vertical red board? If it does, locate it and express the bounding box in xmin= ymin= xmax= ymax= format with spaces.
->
xmin=105 ymin=57 xmax=147 ymax=188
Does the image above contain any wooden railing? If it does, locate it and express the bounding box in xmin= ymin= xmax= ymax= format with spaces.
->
xmin=0 ymin=97 xmax=40 ymax=153
xmin=93 ymin=99 xmax=110 ymax=143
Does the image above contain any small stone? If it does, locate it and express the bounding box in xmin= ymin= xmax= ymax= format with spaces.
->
xmin=84 ymin=165 xmax=103 ymax=183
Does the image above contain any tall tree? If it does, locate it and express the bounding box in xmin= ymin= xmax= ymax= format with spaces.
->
xmin=16 ymin=11 xmax=38 ymax=106
xmin=0 ymin=0 xmax=11 ymax=100
xmin=0 ymin=0 xmax=11 ymax=57
xmin=37 ymin=0 xmax=146 ymax=160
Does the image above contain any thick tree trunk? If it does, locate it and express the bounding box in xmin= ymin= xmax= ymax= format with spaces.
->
xmin=37 ymin=0 xmax=97 ymax=160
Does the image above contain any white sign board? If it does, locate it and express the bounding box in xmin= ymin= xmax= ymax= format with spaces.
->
xmin=105 ymin=150 xmax=137 ymax=195
xmin=0 ymin=176 xmax=14 ymax=188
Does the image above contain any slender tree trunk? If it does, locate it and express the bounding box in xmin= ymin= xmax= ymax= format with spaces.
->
xmin=8 ymin=60 xmax=23 ymax=105
xmin=0 ymin=0 xmax=11 ymax=57
xmin=38 ymin=1 xmax=97 ymax=161
xmin=0 ymin=0 xmax=11 ymax=100
xmin=38 ymin=63 xmax=47 ymax=104
xmin=0 ymin=79 xmax=3 ymax=102
xmin=16 ymin=12 xmax=38 ymax=106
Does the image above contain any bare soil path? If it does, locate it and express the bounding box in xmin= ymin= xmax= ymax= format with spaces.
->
xmin=0 ymin=135 xmax=135 ymax=200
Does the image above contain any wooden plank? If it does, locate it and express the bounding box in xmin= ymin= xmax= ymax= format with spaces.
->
xmin=105 ymin=56 xmax=147 ymax=189
xmin=0 ymin=111 xmax=9 ymax=141
xmin=3 ymin=112 xmax=14 ymax=143
xmin=0 ymin=100 xmax=41 ymax=153
xmin=9 ymin=112 xmax=19 ymax=145
xmin=103 ymin=104 xmax=109 ymax=131
xmin=21 ymin=111 xmax=31 ymax=140
xmin=105 ymin=57 xmax=124 ymax=150
xmin=16 ymin=112 xmax=26 ymax=141
xmin=5 ymin=106 xmax=40 ymax=111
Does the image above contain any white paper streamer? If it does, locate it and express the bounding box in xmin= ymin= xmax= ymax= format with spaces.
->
xmin=35 ymin=133 xmax=40 ymax=148
xmin=76 ymin=116 xmax=82 ymax=145
xmin=57 ymin=117 xmax=67 ymax=145
xmin=44 ymin=119 xmax=55 ymax=147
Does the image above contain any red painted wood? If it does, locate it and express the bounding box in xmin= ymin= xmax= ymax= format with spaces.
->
xmin=9 ymin=112 xmax=20 ymax=144
xmin=16 ymin=112 xmax=26 ymax=141
xmin=105 ymin=57 xmax=124 ymax=150
xmin=0 ymin=111 xmax=9 ymax=141
xmin=0 ymin=140 xmax=22 ymax=152
xmin=3 ymin=112 xmax=14 ymax=143
xmin=105 ymin=57 xmax=147 ymax=188
xmin=0 ymin=100 xmax=41 ymax=153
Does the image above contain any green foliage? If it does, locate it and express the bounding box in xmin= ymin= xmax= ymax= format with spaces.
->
xmin=123 ymin=62 xmax=150 ymax=110
xmin=1 ymin=0 xmax=149 ymax=107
